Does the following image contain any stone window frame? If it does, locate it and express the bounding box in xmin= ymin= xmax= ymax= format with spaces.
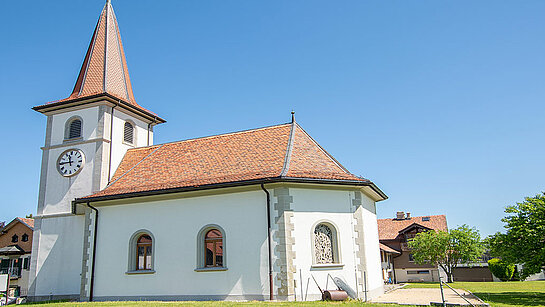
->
xmin=310 ymin=220 xmax=343 ymax=268
xmin=195 ymin=224 xmax=228 ymax=272
xmin=123 ymin=120 xmax=136 ymax=146
xmin=64 ymin=116 xmax=83 ymax=141
xmin=126 ymin=229 xmax=156 ymax=275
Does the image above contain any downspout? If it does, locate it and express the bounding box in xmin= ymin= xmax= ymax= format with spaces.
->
xmin=107 ymin=101 xmax=119 ymax=181
xmin=147 ymin=116 xmax=157 ymax=146
xmin=87 ymin=203 xmax=99 ymax=302
xmin=260 ymin=183 xmax=274 ymax=301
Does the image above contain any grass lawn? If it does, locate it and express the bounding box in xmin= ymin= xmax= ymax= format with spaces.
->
xmin=405 ymin=281 xmax=545 ymax=307
xmin=20 ymin=281 xmax=545 ymax=307
xmin=22 ymin=302 xmax=394 ymax=307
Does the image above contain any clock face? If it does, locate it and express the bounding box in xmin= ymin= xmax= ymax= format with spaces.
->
xmin=57 ymin=149 xmax=85 ymax=177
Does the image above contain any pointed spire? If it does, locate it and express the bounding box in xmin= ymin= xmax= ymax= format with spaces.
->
xmin=69 ymin=0 xmax=137 ymax=105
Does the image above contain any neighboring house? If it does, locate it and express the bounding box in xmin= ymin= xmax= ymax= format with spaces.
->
xmin=0 ymin=217 xmax=34 ymax=297
xmin=378 ymin=212 xmax=448 ymax=283
xmin=28 ymin=1 xmax=388 ymax=302
xmin=379 ymin=243 xmax=400 ymax=283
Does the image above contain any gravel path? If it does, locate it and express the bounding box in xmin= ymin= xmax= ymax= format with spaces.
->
xmin=370 ymin=287 xmax=486 ymax=306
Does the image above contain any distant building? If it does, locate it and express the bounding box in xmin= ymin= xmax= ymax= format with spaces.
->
xmin=0 ymin=217 xmax=34 ymax=297
xmin=378 ymin=212 xmax=448 ymax=283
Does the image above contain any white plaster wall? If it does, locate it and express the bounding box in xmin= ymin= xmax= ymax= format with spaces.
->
xmin=32 ymin=216 xmax=84 ymax=296
xmin=92 ymin=190 xmax=269 ymax=298
xmin=42 ymin=142 xmax=98 ymax=215
xmin=107 ymin=108 xmax=151 ymax=180
xmin=288 ymin=188 xmax=383 ymax=301
xmin=358 ymin=192 xmax=384 ymax=296
xmin=49 ymin=107 xmax=100 ymax=145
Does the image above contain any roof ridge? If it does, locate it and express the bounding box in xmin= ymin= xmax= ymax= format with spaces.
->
xmin=280 ymin=120 xmax=297 ymax=176
xmin=294 ymin=123 xmax=353 ymax=175
xmin=125 ymin=122 xmax=292 ymax=151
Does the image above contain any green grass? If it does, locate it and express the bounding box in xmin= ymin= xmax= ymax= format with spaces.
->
xmin=405 ymin=281 xmax=545 ymax=307
xmin=21 ymin=302 xmax=394 ymax=307
xmin=19 ymin=281 xmax=545 ymax=307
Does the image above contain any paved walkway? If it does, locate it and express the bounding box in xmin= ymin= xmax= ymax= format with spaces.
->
xmin=371 ymin=287 xmax=487 ymax=306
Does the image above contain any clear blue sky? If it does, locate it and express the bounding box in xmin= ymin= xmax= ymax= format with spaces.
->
xmin=1 ymin=1 xmax=543 ymax=236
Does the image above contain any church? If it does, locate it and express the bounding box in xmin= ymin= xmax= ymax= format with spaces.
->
xmin=29 ymin=1 xmax=387 ymax=302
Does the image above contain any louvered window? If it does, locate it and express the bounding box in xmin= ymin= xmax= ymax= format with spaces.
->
xmin=124 ymin=121 xmax=134 ymax=144
xmin=68 ymin=119 xmax=82 ymax=139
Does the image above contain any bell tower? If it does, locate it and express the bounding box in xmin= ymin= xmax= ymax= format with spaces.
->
xmin=28 ymin=1 xmax=165 ymax=301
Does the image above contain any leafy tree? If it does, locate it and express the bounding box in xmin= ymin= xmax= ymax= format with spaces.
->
xmin=487 ymin=193 xmax=545 ymax=279
xmin=408 ymin=224 xmax=485 ymax=283
xmin=487 ymin=258 xmax=515 ymax=281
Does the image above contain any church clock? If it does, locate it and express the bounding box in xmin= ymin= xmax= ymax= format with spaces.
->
xmin=57 ymin=149 xmax=85 ymax=177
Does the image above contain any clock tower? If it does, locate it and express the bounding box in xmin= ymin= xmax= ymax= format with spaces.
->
xmin=28 ymin=1 xmax=165 ymax=300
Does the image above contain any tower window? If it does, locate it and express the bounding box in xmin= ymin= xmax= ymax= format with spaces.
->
xmin=124 ymin=121 xmax=134 ymax=144
xmin=65 ymin=117 xmax=82 ymax=140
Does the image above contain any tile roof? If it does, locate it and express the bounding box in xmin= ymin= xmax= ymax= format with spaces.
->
xmin=379 ymin=243 xmax=401 ymax=254
xmin=34 ymin=1 xmax=159 ymax=120
xmin=377 ymin=215 xmax=448 ymax=240
xmin=82 ymin=122 xmax=384 ymax=200
xmin=17 ymin=218 xmax=34 ymax=230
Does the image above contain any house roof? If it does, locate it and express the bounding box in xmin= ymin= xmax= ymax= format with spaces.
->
xmin=379 ymin=243 xmax=401 ymax=254
xmin=77 ymin=121 xmax=387 ymax=202
xmin=2 ymin=217 xmax=34 ymax=233
xmin=0 ymin=245 xmax=25 ymax=255
xmin=377 ymin=215 xmax=448 ymax=240
xmin=33 ymin=1 xmax=164 ymax=123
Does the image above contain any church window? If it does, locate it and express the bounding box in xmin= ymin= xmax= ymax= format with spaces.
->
xmin=196 ymin=225 xmax=226 ymax=270
xmin=11 ymin=234 xmax=18 ymax=243
xmin=21 ymin=234 xmax=29 ymax=242
xmin=124 ymin=121 xmax=134 ymax=144
xmin=66 ymin=117 xmax=83 ymax=140
xmin=313 ymin=222 xmax=340 ymax=265
xmin=127 ymin=230 xmax=155 ymax=273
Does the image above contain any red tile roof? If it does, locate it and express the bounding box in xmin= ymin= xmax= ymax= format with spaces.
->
xmin=17 ymin=218 xmax=34 ymax=230
xmin=377 ymin=215 xmax=448 ymax=240
xmin=380 ymin=243 xmax=401 ymax=254
xmin=82 ymin=122 xmax=385 ymax=200
xmin=33 ymin=1 xmax=160 ymax=121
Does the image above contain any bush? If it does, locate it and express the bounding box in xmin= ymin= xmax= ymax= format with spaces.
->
xmin=488 ymin=258 xmax=515 ymax=281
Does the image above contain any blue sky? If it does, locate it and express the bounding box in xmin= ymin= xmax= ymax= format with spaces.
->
xmin=1 ymin=1 xmax=544 ymax=236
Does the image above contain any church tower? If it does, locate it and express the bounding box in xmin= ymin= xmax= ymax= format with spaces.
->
xmin=29 ymin=1 xmax=164 ymax=300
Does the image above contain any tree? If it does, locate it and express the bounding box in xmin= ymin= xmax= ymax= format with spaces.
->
xmin=408 ymin=224 xmax=485 ymax=283
xmin=487 ymin=258 xmax=515 ymax=281
xmin=487 ymin=193 xmax=545 ymax=279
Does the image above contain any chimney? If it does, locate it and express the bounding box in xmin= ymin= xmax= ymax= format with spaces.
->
xmin=396 ymin=211 xmax=405 ymax=220
xmin=406 ymin=212 xmax=411 ymax=219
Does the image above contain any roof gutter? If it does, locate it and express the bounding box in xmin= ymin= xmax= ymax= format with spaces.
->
xmin=32 ymin=93 xmax=166 ymax=124
xmin=74 ymin=177 xmax=387 ymax=204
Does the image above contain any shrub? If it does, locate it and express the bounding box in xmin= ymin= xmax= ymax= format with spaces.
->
xmin=488 ymin=258 xmax=515 ymax=281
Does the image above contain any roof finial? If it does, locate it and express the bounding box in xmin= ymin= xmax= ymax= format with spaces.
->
xmin=291 ymin=111 xmax=295 ymax=123
xmin=106 ymin=0 xmax=111 ymax=5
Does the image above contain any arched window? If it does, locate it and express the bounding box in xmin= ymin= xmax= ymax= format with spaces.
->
xmin=196 ymin=225 xmax=226 ymax=270
xmin=123 ymin=121 xmax=134 ymax=144
xmin=205 ymin=229 xmax=223 ymax=267
xmin=313 ymin=222 xmax=340 ymax=264
xmin=66 ymin=117 xmax=82 ymax=139
xmin=21 ymin=234 xmax=29 ymax=242
xmin=11 ymin=234 xmax=18 ymax=243
xmin=128 ymin=230 xmax=155 ymax=273
xmin=136 ymin=234 xmax=152 ymax=270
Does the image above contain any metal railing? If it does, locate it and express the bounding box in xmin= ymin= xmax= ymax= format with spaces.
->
xmin=0 ymin=267 xmax=20 ymax=278
xmin=439 ymin=276 xmax=475 ymax=307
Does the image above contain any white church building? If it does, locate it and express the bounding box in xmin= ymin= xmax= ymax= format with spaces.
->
xmin=29 ymin=1 xmax=387 ymax=302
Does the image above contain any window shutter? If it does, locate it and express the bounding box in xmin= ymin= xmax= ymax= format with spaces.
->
xmin=124 ymin=122 xmax=134 ymax=144
xmin=69 ymin=119 xmax=82 ymax=139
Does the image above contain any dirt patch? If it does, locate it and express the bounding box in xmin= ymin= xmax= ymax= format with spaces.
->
xmin=371 ymin=287 xmax=486 ymax=306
